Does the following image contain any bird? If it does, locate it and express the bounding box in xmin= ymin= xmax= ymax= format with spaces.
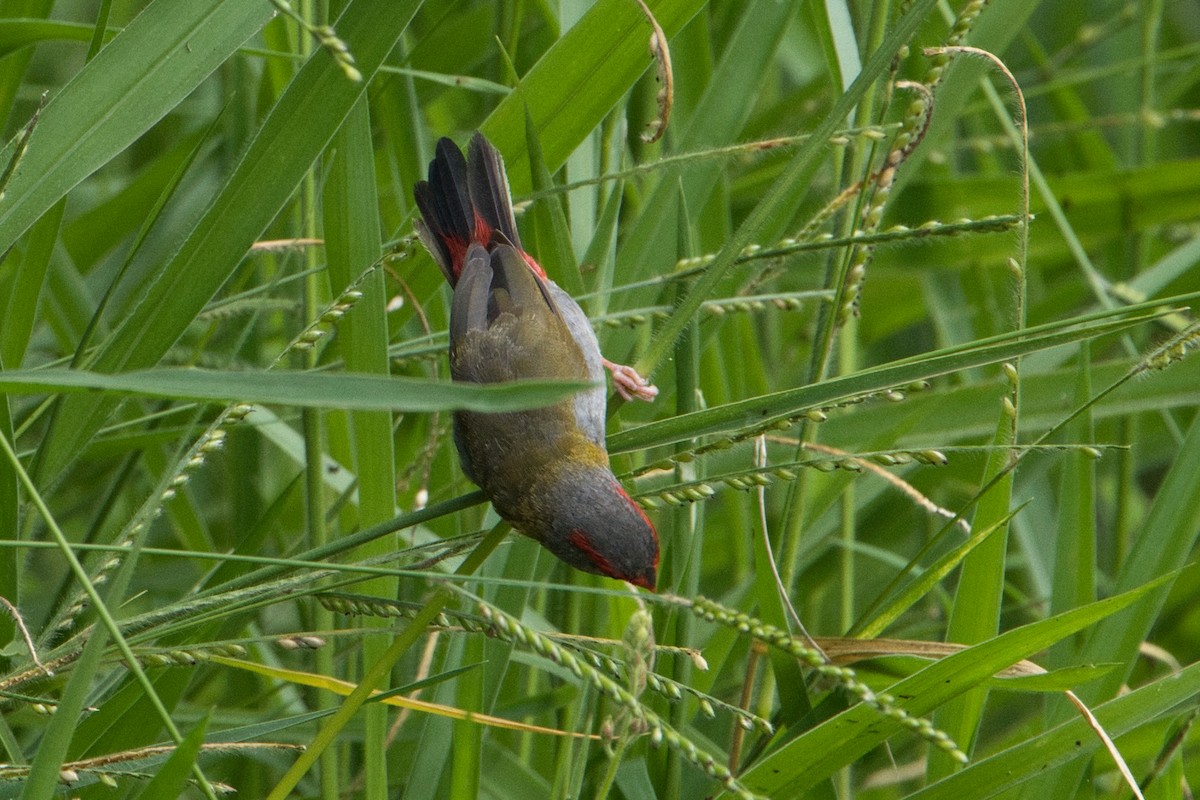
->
xmin=413 ymin=132 xmax=660 ymax=589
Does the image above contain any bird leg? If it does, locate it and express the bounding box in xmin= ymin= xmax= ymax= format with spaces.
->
xmin=603 ymin=359 xmax=659 ymax=402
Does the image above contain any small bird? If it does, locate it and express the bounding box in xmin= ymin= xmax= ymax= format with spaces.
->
xmin=414 ymin=133 xmax=660 ymax=589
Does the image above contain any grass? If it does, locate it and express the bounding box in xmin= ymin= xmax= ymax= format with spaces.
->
xmin=1 ymin=1 xmax=1199 ymax=798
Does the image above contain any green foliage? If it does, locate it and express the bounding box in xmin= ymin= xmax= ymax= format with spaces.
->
xmin=1 ymin=1 xmax=1198 ymax=798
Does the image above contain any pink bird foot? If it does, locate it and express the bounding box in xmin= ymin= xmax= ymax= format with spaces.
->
xmin=603 ymin=359 xmax=659 ymax=402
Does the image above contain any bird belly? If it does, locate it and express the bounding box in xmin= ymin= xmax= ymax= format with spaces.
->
xmin=453 ymin=406 xmax=605 ymax=537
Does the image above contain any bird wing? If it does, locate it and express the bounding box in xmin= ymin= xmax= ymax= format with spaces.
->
xmin=450 ymin=243 xmax=587 ymax=385
xmin=448 ymin=243 xmax=494 ymax=346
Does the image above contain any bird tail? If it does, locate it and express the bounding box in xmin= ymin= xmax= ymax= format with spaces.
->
xmin=465 ymin=133 xmax=522 ymax=247
xmin=413 ymin=133 xmax=524 ymax=286
xmin=413 ymin=138 xmax=472 ymax=285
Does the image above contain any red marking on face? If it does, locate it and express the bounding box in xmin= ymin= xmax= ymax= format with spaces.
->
xmin=568 ymin=529 xmax=616 ymax=577
xmin=567 ymin=486 xmax=658 ymax=590
xmin=627 ymin=572 xmax=656 ymax=590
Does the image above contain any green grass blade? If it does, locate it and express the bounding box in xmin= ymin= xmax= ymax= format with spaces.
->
xmin=611 ymin=307 xmax=1167 ymax=453
xmin=30 ymin=0 xmax=421 ymax=485
xmin=479 ymin=0 xmax=707 ymax=185
xmin=0 ymin=199 xmax=61 ymax=369
xmin=323 ymin=93 xmax=395 ymax=799
xmin=929 ymin=405 xmax=1015 ymax=777
xmin=18 ymin=626 xmax=111 ymax=799
xmin=1028 ymin=410 xmax=1200 ymax=797
xmin=0 ymin=1 xmax=272 ymax=253
xmin=129 ymin=715 xmax=209 ymax=800
xmin=635 ymin=0 xmax=940 ymax=378
xmin=0 ymin=19 xmax=116 ymax=57
xmin=908 ymin=660 xmax=1200 ymax=800
xmin=722 ymin=572 xmax=1176 ymax=798
xmin=0 ymin=367 xmax=589 ymax=413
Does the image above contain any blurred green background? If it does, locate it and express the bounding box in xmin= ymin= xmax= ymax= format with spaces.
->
xmin=1 ymin=1 xmax=1199 ymax=797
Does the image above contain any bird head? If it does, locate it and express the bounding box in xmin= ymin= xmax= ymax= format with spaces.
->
xmin=535 ymin=465 xmax=659 ymax=590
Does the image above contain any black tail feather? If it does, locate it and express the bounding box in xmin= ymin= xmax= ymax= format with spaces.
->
xmin=415 ymin=134 xmax=527 ymax=284
xmin=414 ymin=137 xmax=473 ymax=283
xmin=467 ymin=132 xmax=522 ymax=248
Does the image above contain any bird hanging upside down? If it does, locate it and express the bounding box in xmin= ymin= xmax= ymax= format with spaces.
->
xmin=413 ymin=132 xmax=660 ymax=589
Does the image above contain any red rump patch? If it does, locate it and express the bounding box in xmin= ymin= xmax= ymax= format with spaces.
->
xmin=445 ymin=236 xmax=469 ymax=281
xmin=519 ymin=249 xmax=548 ymax=280
xmin=472 ymin=212 xmax=493 ymax=247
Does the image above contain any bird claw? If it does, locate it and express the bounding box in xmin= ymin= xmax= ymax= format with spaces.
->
xmin=603 ymin=359 xmax=659 ymax=402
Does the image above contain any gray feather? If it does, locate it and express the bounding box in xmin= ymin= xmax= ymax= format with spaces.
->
xmin=547 ymin=282 xmax=606 ymax=447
